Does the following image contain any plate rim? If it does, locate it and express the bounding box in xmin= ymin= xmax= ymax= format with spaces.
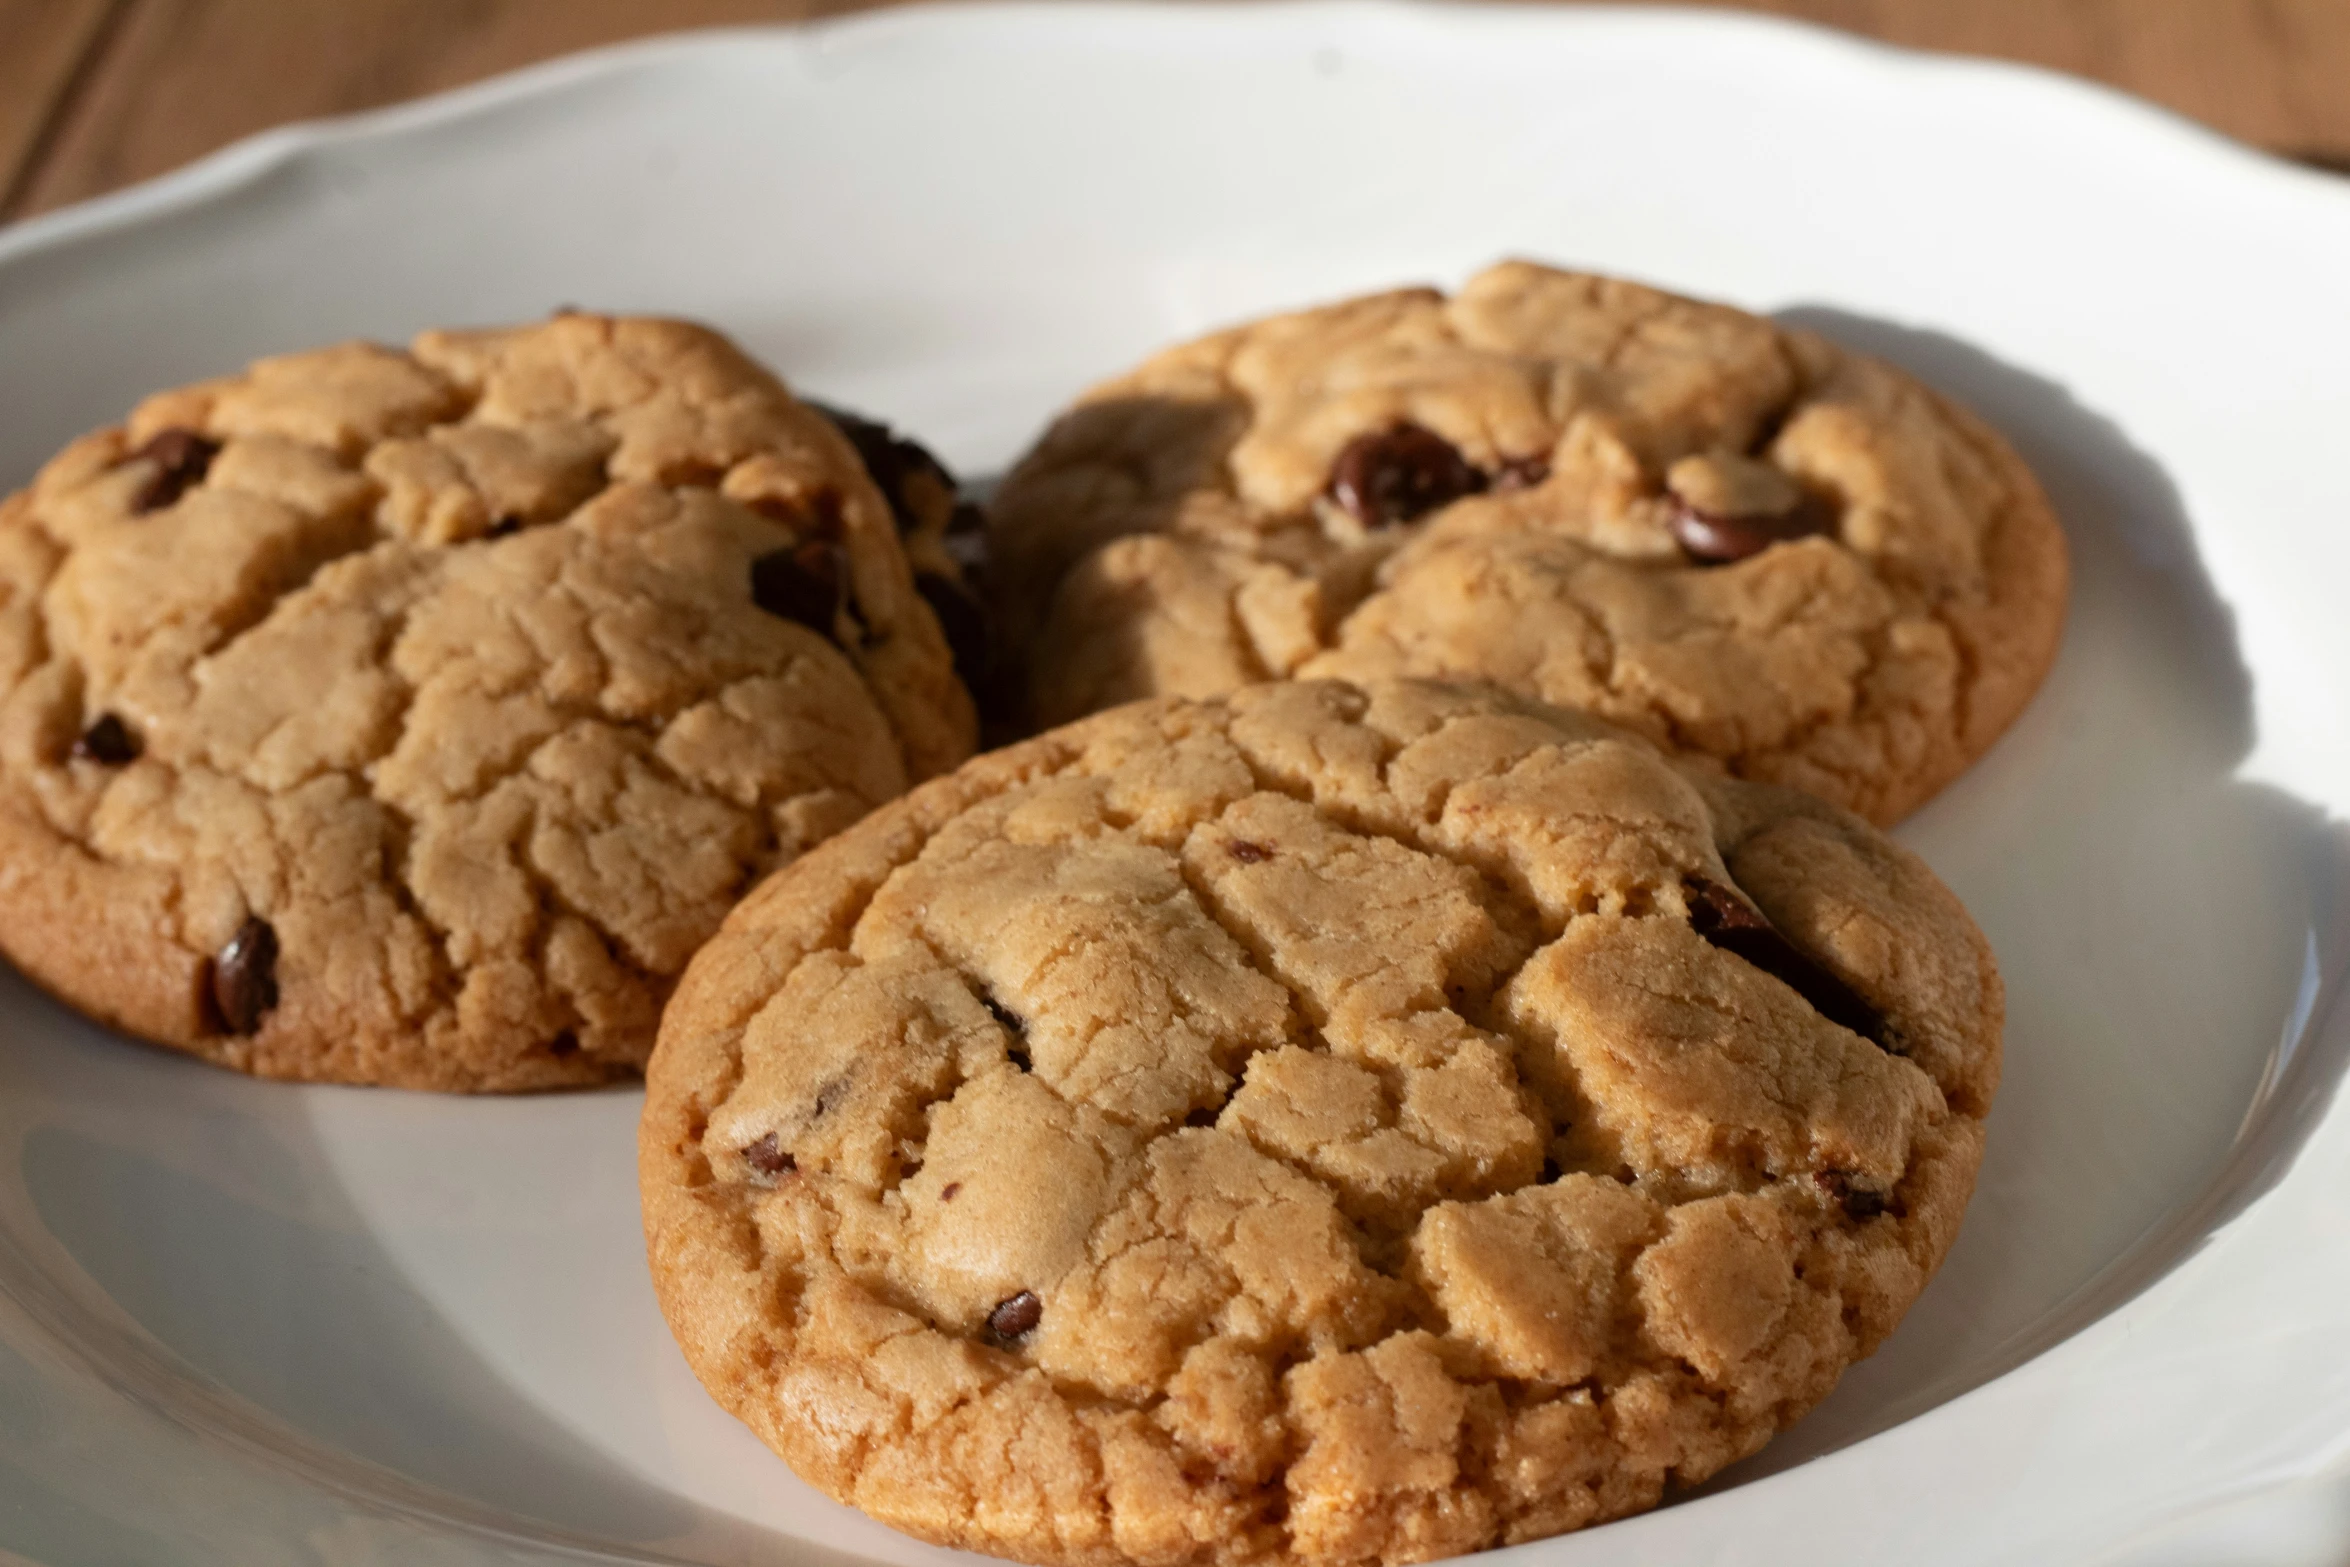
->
xmin=4 ymin=0 xmax=2345 ymax=276
xmin=4 ymin=6 xmax=2350 ymax=1565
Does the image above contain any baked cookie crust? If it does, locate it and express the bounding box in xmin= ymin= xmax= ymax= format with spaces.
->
xmin=989 ymin=262 xmax=2068 ymax=824
xmin=0 ymin=314 xmax=974 ymax=1089
xmin=640 ymin=678 xmax=2001 ymax=1566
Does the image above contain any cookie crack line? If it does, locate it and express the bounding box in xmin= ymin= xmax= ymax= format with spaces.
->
xmin=364 ymin=794 xmax=461 ymax=1030
xmin=1223 ymin=708 xmax=1556 ymax=940
xmin=647 ymin=679 xmax=2000 ymax=1567
xmin=0 ymin=312 xmax=975 ymax=1089
xmin=994 ymin=261 xmax=2066 ymax=828
xmin=173 ymin=514 xmax=393 ymax=675
xmin=685 ymin=744 xmax=1078 ymax=1160
xmin=741 ymin=692 xmax=1917 ymax=1207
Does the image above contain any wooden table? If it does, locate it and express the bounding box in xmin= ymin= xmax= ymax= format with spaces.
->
xmin=5 ymin=0 xmax=2347 ymax=221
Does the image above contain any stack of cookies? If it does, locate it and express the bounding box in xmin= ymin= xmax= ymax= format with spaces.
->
xmin=0 ymin=261 xmax=2066 ymax=1564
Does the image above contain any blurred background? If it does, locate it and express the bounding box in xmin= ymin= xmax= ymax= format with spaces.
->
xmin=3 ymin=0 xmax=2347 ymax=223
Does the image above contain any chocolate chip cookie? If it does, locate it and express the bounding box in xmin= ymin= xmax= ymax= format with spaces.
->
xmin=640 ymin=677 xmax=2000 ymax=1565
xmin=989 ymin=261 xmax=2068 ymax=824
xmin=0 ymin=313 xmax=976 ymax=1089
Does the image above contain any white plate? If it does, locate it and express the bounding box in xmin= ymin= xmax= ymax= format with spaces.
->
xmin=5 ymin=6 xmax=2350 ymax=1564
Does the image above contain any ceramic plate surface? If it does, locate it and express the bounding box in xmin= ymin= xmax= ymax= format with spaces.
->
xmin=6 ymin=6 xmax=2350 ymax=1564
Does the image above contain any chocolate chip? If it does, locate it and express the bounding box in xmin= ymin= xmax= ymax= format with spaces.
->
xmin=981 ymin=993 xmax=1031 ymax=1071
xmin=212 ymin=916 xmax=279 ymax=1036
xmin=807 ymin=402 xmax=959 ymax=539
xmin=1327 ymin=423 xmax=1485 ymax=527
xmin=127 ymin=428 xmax=221 ymax=514
xmin=940 ymin=1181 xmax=962 ymax=1202
xmin=812 ymin=1074 xmax=850 ymax=1118
xmin=1684 ymin=877 xmax=1771 ymax=937
xmin=742 ymin=1133 xmax=797 ymax=1179
xmin=71 ymin=713 xmax=140 ymax=766
xmin=750 ymin=542 xmax=848 ymax=636
xmin=1227 ymin=839 xmax=1273 ymax=864
xmin=1666 ymin=496 xmax=1830 ymax=566
xmin=986 ymin=1290 xmax=1043 ymax=1342
xmin=1684 ymin=877 xmax=1887 ymax=1046
xmin=915 ymin=569 xmax=988 ymax=686
xmin=546 ymin=1031 xmax=579 ymax=1058
xmin=1814 ymin=1169 xmax=1888 ymax=1220
xmin=1491 ymin=455 xmax=1552 ymax=491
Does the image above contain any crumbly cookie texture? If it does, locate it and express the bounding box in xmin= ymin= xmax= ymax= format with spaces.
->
xmin=641 ymin=678 xmax=2000 ymax=1566
xmin=0 ymin=314 xmax=975 ymax=1089
xmin=988 ymin=261 xmax=2068 ymax=825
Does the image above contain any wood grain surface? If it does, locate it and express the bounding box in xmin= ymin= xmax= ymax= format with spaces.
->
xmin=0 ymin=0 xmax=121 ymax=214
xmin=2 ymin=0 xmax=2346 ymax=223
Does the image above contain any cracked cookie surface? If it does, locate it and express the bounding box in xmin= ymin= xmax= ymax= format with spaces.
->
xmin=988 ymin=261 xmax=2068 ymax=824
xmin=0 ymin=313 xmax=976 ymax=1089
xmin=640 ymin=677 xmax=2001 ymax=1566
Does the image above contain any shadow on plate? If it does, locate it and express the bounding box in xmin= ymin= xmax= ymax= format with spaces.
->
xmin=0 ymin=986 xmax=875 ymax=1567
xmin=1695 ymin=309 xmax=2350 ymax=1494
xmin=7 ymin=308 xmax=2350 ymax=1559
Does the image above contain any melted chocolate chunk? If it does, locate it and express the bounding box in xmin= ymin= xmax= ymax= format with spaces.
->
xmin=750 ymin=542 xmax=848 ymax=636
xmin=745 ymin=485 xmax=848 ymax=542
xmin=71 ymin=713 xmax=141 ymax=766
xmin=1684 ymin=877 xmax=1887 ymax=1046
xmin=986 ymin=1290 xmax=1043 ymax=1342
xmin=1227 ymin=839 xmax=1273 ymax=864
xmin=1814 ymin=1169 xmax=1888 ymax=1221
xmin=127 ymin=428 xmax=221 ymax=514
xmin=916 ymin=569 xmax=988 ymax=686
xmin=807 ymin=402 xmax=959 ymax=539
xmin=742 ymin=1133 xmax=797 ymax=1179
xmin=212 ymin=916 xmax=279 ymax=1036
xmin=1328 ymin=423 xmax=1485 ymax=527
xmin=1666 ymin=495 xmax=1831 ymax=565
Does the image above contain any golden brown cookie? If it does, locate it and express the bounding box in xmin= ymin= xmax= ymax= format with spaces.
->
xmin=640 ymin=677 xmax=2001 ymax=1565
xmin=988 ymin=261 xmax=2068 ymax=824
xmin=0 ymin=313 xmax=975 ymax=1089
